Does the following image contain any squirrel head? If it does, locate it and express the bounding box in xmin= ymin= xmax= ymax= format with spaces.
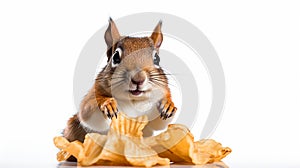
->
xmin=99 ymin=18 xmax=168 ymax=102
xmin=104 ymin=18 xmax=162 ymax=65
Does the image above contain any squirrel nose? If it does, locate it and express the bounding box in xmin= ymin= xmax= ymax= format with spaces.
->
xmin=131 ymin=78 xmax=145 ymax=85
xmin=131 ymin=70 xmax=147 ymax=85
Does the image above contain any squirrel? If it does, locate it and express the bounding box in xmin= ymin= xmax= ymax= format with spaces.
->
xmin=63 ymin=18 xmax=177 ymax=144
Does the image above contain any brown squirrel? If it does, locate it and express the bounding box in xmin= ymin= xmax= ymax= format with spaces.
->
xmin=63 ymin=18 xmax=177 ymax=144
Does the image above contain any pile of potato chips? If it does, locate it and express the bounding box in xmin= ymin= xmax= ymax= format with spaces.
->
xmin=54 ymin=112 xmax=231 ymax=167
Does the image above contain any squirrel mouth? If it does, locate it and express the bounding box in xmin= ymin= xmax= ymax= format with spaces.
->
xmin=129 ymin=89 xmax=144 ymax=96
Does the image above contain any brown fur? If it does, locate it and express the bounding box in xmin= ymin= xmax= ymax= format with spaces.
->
xmin=63 ymin=19 xmax=176 ymax=155
xmin=63 ymin=115 xmax=86 ymax=142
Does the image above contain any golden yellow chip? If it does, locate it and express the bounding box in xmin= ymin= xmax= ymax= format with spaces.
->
xmin=54 ymin=112 xmax=231 ymax=166
xmin=124 ymin=136 xmax=170 ymax=167
xmin=110 ymin=112 xmax=148 ymax=137
xmin=145 ymin=124 xmax=232 ymax=165
xmin=79 ymin=133 xmax=107 ymax=166
xmin=56 ymin=150 xmax=71 ymax=162
xmin=192 ymin=139 xmax=232 ymax=164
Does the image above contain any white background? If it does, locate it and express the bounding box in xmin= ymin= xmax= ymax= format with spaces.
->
xmin=0 ymin=0 xmax=299 ymax=167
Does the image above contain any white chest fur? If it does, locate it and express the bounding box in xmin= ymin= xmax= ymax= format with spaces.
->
xmin=80 ymin=98 xmax=173 ymax=136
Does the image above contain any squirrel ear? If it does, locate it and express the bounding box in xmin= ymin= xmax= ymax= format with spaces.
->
xmin=150 ymin=21 xmax=163 ymax=49
xmin=104 ymin=17 xmax=121 ymax=47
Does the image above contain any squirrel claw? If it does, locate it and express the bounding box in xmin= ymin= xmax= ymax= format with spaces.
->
xmin=103 ymin=107 xmax=118 ymax=119
xmin=100 ymin=98 xmax=118 ymax=119
xmin=159 ymin=99 xmax=177 ymax=120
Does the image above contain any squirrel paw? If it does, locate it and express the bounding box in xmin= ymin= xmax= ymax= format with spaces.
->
xmin=100 ymin=98 xmax=118 ymax=119
xmin=159 ymin=99 xmax=177 ymax=120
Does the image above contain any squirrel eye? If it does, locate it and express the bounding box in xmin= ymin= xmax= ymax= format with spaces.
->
xmin=152 ymin=51 xmax=160 ymax=66
xmin=112 ymin=48 xmax=122 ymax=67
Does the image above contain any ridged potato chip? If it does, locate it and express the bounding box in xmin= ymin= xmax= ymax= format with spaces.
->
xmin=144 ymin=124 xmax=232 ymax=165
xmin=54 ymin=112 xmax=231 ymax=166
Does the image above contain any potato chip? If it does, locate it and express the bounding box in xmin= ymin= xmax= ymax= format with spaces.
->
xmin=192 ymin=139 xmax=232 ymax=164
xmin=124 ymin=136 xmax=170 ymax=167
xmin=54 ymin=112 xmax=231 ymax=166
xmin=144 ymin=124 xmax=231 ymax=165
xmin=96 ymin=131 xmax=130 ymax=166
xmin=56 ymin=150 xmax=71 ymax=162
xmin=110 ymin=112 xmax=148 ymax=137
xmin=144 ymin=124 xmax=194 ymax=163
xmin=79 ymin=133 xmax=107 ymax=166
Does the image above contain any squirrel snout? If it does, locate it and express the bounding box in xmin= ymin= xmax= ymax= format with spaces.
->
xmin=130 ymin=71 xmax=147 ymax=86
xmin=131 ymin=78 xmax=145 ymax=85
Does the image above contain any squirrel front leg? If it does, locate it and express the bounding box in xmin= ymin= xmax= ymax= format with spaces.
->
xmin=79 ymin=90 xmax=118 ymax=121
xmin=158 ymin=91 xmax=177 ymax=120
xmin=64 ymin=86 xmax=118 ymax=143
xmin=75 ymin=86 xmax=118 ymax=135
